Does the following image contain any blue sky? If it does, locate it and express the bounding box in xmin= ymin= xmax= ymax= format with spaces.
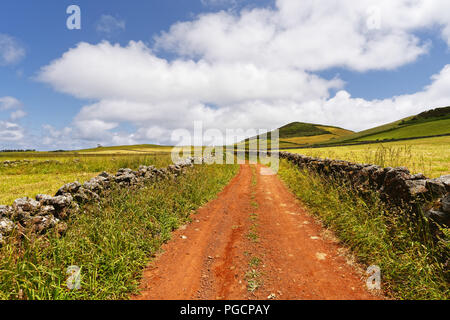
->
xmin=1 ymin=0 xmax=450 ymax=150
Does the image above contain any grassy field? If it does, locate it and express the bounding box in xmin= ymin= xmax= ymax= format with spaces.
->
xmin=76 ymin=144 xmax=174 ymax=154
xmin=327 ymin=106 xmax=450 ymax=145
xmin=278 ymin=159 xmax=449 ymax=300
xmin=357 ymin=118 xmax=450 ymax=141
xmin=280 ymin=126 xmax=354 ymax=146
xmin=0 ymin=151 xmax=173 ymax=205
xmin=284 ymin=136 xmax=450 ymax=178
xmin=0 ymin=162 xmax=239 ymax=300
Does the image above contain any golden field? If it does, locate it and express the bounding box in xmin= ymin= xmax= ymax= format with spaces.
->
xmin=284 ymin=136 xmax=450 ymax=178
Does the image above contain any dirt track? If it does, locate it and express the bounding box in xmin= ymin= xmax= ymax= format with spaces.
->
xmin=134 ymin=164 xmax=379 ymax=300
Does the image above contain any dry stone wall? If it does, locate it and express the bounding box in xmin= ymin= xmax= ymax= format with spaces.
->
xmin=0 ymin=157 xmax=201 ymax=243
xmin=279 ymin=152 xmax=450 ymax=227
xmin=1 ymin=159 xmax=62 ymax=167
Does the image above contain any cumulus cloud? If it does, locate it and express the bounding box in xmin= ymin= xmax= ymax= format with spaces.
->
xmin=96 ymin=15 xmax=126 ymax=37
xmin=0 ymin=121 xmax=24 ymax=142
xmin=0 ymin=96 xmax=27 ymax=122
xmin=156 ymin=0 xmax=445 ymax=72
xmin=38 ymin=41 xmax=340 ymax=103
xmin=35 ymin=0 xmax=450 ymax=147
xmin=10 ymin=109 xmax=27 ymax=120
xmin=41 ymin=125 xmax=76 ymax=149
xmin=0 ymin=96 xmax=28 ymax=146
xmin=0 ymin=96 xmax=22 ymax=110
xmin=0 ymin=34 xmax=25 ymax=66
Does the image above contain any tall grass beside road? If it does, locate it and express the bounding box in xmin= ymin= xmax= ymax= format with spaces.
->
xmin=0 ymin=163 xmax=238 ymax=300
xmin=278 ymin=159 xmax=449 ymax=300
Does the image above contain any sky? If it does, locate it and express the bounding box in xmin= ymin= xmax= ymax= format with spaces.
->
xmin=1 ymin=0 xmax=450 ymax=150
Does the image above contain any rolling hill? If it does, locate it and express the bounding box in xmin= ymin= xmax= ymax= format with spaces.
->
xmin=239 ymin=122 xmax=354 ymax=149
xmin=238 ymin=106 xmax=450 ymax=150
xmin=324 ymin=106 xmax=450 ymax=146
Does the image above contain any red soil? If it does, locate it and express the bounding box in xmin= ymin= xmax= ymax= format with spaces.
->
xmin=134 ymin=164 xmax=380 ymax=300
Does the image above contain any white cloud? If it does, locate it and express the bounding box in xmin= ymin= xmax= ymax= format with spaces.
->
xmin=0 ymin=121 xmax=24 ymax=142
xmin=0 ymin=96 xmax=28 ymax=122
xmin=10 ymin=110 xmax=27 ymax=120
xmin=38 ymin=41 xmax=341 ymax=104
xmin=35 ymin=0 xmax=450 ymax=147
xmin=0 ymin=97 xmax=27 ymax=145
xmin=0 ymin=96 xmax=22 ymax=110
xmin=155 ymin=0 xmax=450 ymax=72
xmin=96 ymin=15 xmax=126 ymax=37
xmin=0 ymin=34 xmax=25 ymax=66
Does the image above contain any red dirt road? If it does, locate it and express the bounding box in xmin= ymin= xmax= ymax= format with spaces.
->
xmin=134 ymin=164 xmax=379 ymax=300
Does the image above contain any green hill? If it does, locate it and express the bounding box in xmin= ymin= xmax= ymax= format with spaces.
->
xmin=239 ymin=122 xmax=354 ymax=149
xmin=326 ymin=106 xmax=450 ymax=145
xmin=276 ymin=122 xmax=332 ymax=138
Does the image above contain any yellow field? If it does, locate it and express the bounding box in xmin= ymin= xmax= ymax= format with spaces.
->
xmin=0 ymin=152 xmax=173 ymax=205
xmin=77 ymin=149 xmax=169 ymax=154
xmin=78 ymin=146 xmax=174 ymax=154
xmin=275 ymin=126 xmax=354 ymax=147
xmin=284 ymin=136 xmax=450 ymax=178
xmin=1 ymin=172 xmax=101 ymax=206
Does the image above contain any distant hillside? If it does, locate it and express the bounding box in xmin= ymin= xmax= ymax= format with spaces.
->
xmin=325 ymin=106 xmax=450 ymax=145
xmin=240 ymin=122 xmax=354 ymax=149
xmin=410 ymin=106 xmax=450 ymax=121
xmin=76 ymin=144 xmax=173 ymax=154
xmin=276 ymin=122 xmax=332 ymax=138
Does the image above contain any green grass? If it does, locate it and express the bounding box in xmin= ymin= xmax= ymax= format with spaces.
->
xmin=278 ymin=159 xmax=449 ymax=300
xmin=326 ymin=107 xmax=450 ymax=145
xmin=324 ymin=119 xmax=409 ymax=145
xmin=358 ymin=118 xmax=450 ymax=141
xmin=245 ymin=269 xmax=262 ymax=293
xmin=0 ymin=163 xmax=238 ymax=300
xmin=0 ymin=154 xmax=173 ymax=205
xmin=76 ymin=144 xmax=173 ymax=153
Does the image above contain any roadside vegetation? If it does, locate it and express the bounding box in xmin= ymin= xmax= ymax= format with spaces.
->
xmin=286 ymin=136 xmax=450 ymax=178
xmin=278 ymin=159 xmax=449 ymax=300
xmin=0 ymin=153 xmax=172 ymax=205
xmin=0 ymin=162 xmax=238 ymax=300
